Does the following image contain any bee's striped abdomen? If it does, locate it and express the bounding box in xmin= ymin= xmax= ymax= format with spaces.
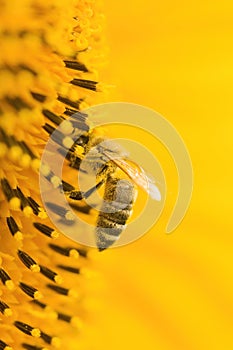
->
xmin=96 ymin=176 xmax=137 ymax=251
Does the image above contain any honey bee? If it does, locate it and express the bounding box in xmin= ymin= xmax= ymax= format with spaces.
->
xmin=43 ymin=111 xmax=161 ymax=251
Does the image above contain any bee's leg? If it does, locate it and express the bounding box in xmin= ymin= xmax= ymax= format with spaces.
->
xmin=66 ymin=180 xmax=104 ymax=200
xmin=66 ymin=163 xmax=110 ymax=201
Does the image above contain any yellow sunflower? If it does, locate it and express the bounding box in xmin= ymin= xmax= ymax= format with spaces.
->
xmin=0 ymin=1 xmax=105 ymax=349
xmin=1 ymin=1 xmax=233 ymax=350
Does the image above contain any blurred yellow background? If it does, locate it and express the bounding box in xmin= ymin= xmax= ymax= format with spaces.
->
xmin=87 ymin=1 xmax=233 ymax=350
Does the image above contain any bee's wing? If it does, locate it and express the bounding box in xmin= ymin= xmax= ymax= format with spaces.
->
xmin=104 ymin=154 xmax=161 ymax=201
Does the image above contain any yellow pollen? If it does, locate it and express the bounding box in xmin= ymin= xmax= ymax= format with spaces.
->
xmin=54 ymin=275 xmax=63 ymax=284
xmin=20 ymin=153 xmax=31 ymax=168
xmin=34 ymin=291 xmax=43 ymax=300
xmin=51 ymin=230 xmax=60 ymax=239
xmin=9 ymin=146 xmax=23 ymax=161
xmin=9 ymin=197 xmax=21 ymax=210
xmin=60 ymin=120 xmax=73 ymax=134
xmin=44 ymin=305 xmax=58 ymax=320
xmin=75 ymin=36 xmax=88 ymax=51
xmin=63 ymin=136 xmax=74 ymax=149
xmin=30 ymin=264 xmax=40 ymax=273
xmin=38 ymin=210 xmax=48 ymax=219
xmin=51 ymin=176 xmax=61 ymax=188
xmin=31 ymin=327 xmax=41 ymax=337
xmin=69 ymin=249 xmax=79 ymax=259
xmin=40 ymin=163 xmax=50 ymax=176
xmin=14 ymin=231 xmax=23 ymax=241
xmin=5 ymin=280 xmax=15 ymax=291
xmin=31 ymin=158 xmax=41 ymax=172
xmin=4 ymin=308 xmax=13 ymax=317
xmin=65 ymin=211 xmax=75 ymax=221
xmin=23 ymin=206 xmax=33 ymax=217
